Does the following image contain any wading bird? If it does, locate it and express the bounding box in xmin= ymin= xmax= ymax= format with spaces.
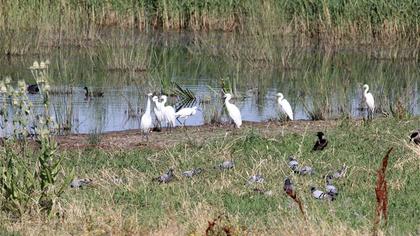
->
xmin=224 ymin=93 xmax=242 ymax=128
xmin=363 ymin=84 xmax=375 ymax=119
xmin=313 ymin=131 xmax=328 ymax=151
xmin=276 ymin=93 xmax=293 ymax=121
xmin=175 ymin=106 xmax=198 ymax=126
xmin=140 ymin=93 xmax=153 ymax=141
xmin=161 ymin=95 xmax=176 ymax=131
xmin=152 ymin=96 xmax=165 ymax=129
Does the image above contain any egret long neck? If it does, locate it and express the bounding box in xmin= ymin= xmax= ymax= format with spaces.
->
xmin=364 ymin=86 xmax=369 ymax=95
xmin=225 ymin=97 xmax=231 ymax=106
xmin=145 ymin=96 xmax=151 ymax=114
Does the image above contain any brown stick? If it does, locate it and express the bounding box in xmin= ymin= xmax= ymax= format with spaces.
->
xmin=373 ymin=147 xmax=393 ymax=236
xmin=285 ymin=189 xmax=306 ymax=219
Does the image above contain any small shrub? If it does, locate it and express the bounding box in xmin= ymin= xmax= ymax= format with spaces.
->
xmin=0 ymin=61 xmax=72 ymax=217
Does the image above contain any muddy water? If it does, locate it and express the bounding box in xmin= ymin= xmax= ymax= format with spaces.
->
xmin=0 ymin=33 xmax=419 ymax=134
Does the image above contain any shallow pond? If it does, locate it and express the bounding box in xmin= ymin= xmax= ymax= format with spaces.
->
xmin=0 ymin=32 xmax=419 ymax=134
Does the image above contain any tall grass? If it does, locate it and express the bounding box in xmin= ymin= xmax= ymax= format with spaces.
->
xmin=0 ymin=0 xmax=418 ymax=51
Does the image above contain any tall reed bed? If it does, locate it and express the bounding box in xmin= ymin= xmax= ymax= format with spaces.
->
xmin=0 ymin=0 xmax=418 ymax=53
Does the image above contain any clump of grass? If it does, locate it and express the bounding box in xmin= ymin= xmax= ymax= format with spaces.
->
xmin=88 ymin=129 xmax=102 ymax=147
xmin=389 ymin=99 xmax=412 ymax=120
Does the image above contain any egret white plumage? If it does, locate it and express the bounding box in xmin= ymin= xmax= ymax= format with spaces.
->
xmin=140 ymin=93 xmax=153 ymax=140
xmin=161 ymin=95 xmax=176 ymax=131
xmin=276 ymin=93 xmax=293 ymax=121
xmin=175 ymin=106 xmax=198 ymax=126
xmin=363 ymin=84 xmax=375 ymax=119
xmin=224 ymin=93 xmax=242 ymax=128
xmin=152 ymin=96 xmax=165 ymax=129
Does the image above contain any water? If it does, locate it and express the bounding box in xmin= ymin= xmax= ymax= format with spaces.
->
xmin=0 ymin=32 xmax=419 ymax=134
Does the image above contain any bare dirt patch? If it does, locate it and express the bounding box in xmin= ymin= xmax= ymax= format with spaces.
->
xmin=55 ymin=120 xmax=342 ymax=151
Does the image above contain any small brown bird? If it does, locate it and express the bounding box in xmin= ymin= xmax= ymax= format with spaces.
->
xmin=313 ymin=132 xmax=328 ymax=151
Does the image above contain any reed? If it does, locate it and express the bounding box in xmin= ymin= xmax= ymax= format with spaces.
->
xmin=0 ymin=0 xmax=418 ymax=50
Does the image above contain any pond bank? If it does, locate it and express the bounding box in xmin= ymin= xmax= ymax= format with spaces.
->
xmin=55 ymin=119 xmax=350 ymax=150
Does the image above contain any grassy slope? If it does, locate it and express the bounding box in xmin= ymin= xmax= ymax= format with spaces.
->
xmin=2 ymin=118 xmax=420 ymax=235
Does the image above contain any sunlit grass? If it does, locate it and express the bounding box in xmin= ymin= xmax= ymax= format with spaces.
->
xmin=1 ymin=118 xmax=419 ymax=234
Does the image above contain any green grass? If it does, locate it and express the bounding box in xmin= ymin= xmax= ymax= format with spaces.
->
xmin=2 ymin=118 xmax=419 ymax=234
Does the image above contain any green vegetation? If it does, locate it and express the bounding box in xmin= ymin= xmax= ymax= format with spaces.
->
xmin=1 ymin=117 xmax=419 ymax=234
xmin=0 ymin=0 xmax=419 ymax=55
xmin=0 ymin=62 xmax=72 ymax=217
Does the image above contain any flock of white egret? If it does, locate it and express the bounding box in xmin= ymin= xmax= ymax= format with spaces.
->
xmin=139 ymin=84 xmax=376 ymax=138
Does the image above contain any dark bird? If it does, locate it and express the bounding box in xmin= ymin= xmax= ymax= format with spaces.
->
xmin=84 ymin=86 xmax=104 ymax=98
xmin=155 ymin=168 xmax=174 ymax=183
xmin=70 ymin=178 xmax=93 ymax=188
xmin=283 ymin=177 xmax=295 ymax=196
xmin=410 ymin=130 xmax=420 ymax=145
xmin=27 ymin=84 xmax=39 ymax=94
xmin=312 ymin=131 xmax=328 ymax=151
xmin=182 ymin=168 xmax=203 ymax=178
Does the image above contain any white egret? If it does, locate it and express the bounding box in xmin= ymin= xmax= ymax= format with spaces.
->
xmin=276 ymin=93 xmax=293 ymax=121
xmin=161 ymin=95 xmax=176 ymax=131
xmin=140 ymin=93 xmax=153 ymax=140
xmin=152 ymin=95 xmax=165 ymax=129
xmin=363 ymin=84 xmax=375 ymax=119
xmin=224 ymin=93 xmax=242 ymax=128
xmin=175 ymin=106 xmax=198 ymax=126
